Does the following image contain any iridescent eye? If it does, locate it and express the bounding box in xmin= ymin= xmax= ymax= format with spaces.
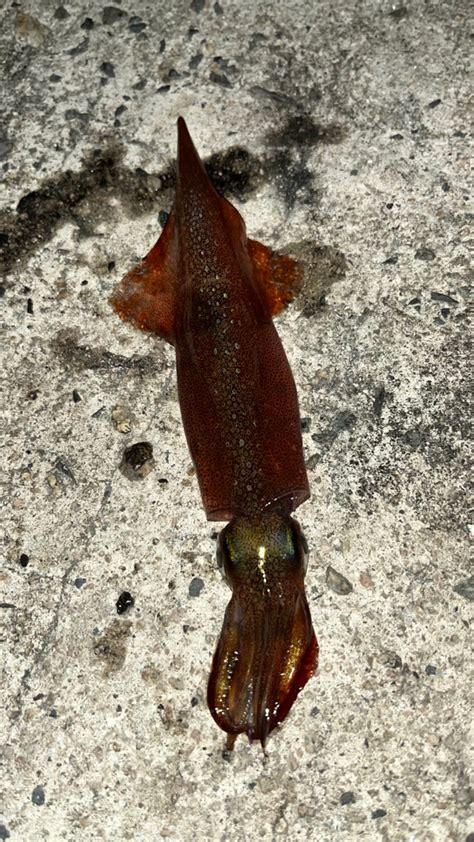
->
xmin=301 ymin=530 xmax=309 ymax=556
xmin=216 ymin=534 xmax=231 ymax=586
xmin=291 ymin=521 xmax=309 ymax=572
xmin=216 ymin=541 xmax=224 ymax=571
xmin=301 ymin=533 xmax=309 ymax=572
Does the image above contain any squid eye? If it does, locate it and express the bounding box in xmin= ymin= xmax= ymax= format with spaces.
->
xmin=216 ymin=534 xmax=231 ymax=586
xmin=216 ymin=541 xmax=224 ymax=572
xmin=301 ymin=533 xmax=309 ymax=573
xmin=291 ymin=521 xmax=309 ymax=573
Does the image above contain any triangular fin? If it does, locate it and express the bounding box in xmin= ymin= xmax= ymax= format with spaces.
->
xmin=248 ymin=239 xmax=303 ymax=317
xmin=110 ymin=211 xmax=178 ymax=345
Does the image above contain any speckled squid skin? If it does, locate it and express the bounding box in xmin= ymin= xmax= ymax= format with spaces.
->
xmin=173 ymin=119 xmax=310 ymax=521
xmin=111 ymin=118 xmax=317 ymax=747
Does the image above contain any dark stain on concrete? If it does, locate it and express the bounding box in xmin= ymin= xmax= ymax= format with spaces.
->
xmin=0 ymin=142 xmax=263 ymax=276
xmin=268 ymin=114 xmax=346 ymax=150
xmin=205 ymin=146 xmax=262 ymax=200
xmin=93 ymin=618 xmax=132 ymax=674
xmin=0 ymin=113 xmax=346 ymax=276
xmin=284 ymin=240 xmax=347 ymax=316
xmin=264 ymin=114 xmax=346 ymax=208
xmin=267 ymin=147 xmax=316 ymax=208
xmin=313 ymin=410 xmax=358 ymax=447
xmin=52 ymin=328 xmax=158 ymax=375
xmin=1 ymin=144 xmax=160 ymax=274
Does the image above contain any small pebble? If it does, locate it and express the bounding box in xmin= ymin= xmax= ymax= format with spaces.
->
xmin=120 ymin=442 xmax=155 ymax=480
xmin=453 ymin=575 xmax=474 ymax=602
xmin=430 ymin=291 xmax=457 ymax=304
xmin=111 ymin=405 xmax=133 ymax=433
xmin=359 ymin=571 xmax=375 ymax=588
xmin=116 ymin=591 xmax=134 ymax=614
xmin=371 ymin=809 xmax=387 ymax=819
xmin=129 ymin=16 xmax=147 ymax=33
xmin=72 ymin=389 xmax=81 ymax=402
xmin=389 ymin=6 xmax=408 ymax=20
xmin=210 ymin=71 xmax=232 ymax=88
xmin=32 ymin=785 xmax=45 ymax=806
xmin=101 ymin=61 xmax=115 ymax=78
xmin=54 ymin=7 xmax=69 ymax=20
xmin=326 ymin=566 xmax=353 ymax=595
xmin=15 ymin=13 xmax=48 ymax=46
xmin=340 ymin=791 xmax=355 ymax=805
xmin=188 ymin=577 xmax=204 ymax=597
xmin=20 ymin=553 xmax=29 ymax=567
xmin=415 ymin=246 xmax=436 ymax=261
xmin=66 ymin=39 xmax=89 ymax=57
xmin=102 ymin=6 xmax=125 ymax=25
xmin=373 ymin=386 xmax=386 ymax=416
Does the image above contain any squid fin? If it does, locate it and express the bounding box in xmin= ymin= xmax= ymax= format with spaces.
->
xmin=248 ymin=238 xmax=303 ymax=317
xmin=110 ymin=210 xmax=178 ymax=345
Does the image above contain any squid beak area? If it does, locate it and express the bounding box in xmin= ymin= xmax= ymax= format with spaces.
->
xmin=207 ymin=585 xmax=318 ymax=749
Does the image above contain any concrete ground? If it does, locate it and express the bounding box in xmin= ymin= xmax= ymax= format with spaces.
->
xmin=1 ymin=0 xmax=472 ymax=840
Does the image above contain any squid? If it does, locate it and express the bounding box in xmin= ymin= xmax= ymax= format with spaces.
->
xmin=111 ymin=118 xmax=318 ymax=749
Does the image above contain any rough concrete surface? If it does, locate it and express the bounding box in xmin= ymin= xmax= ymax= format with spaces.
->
xmin=1 ymin=0 xmax=472 ymax=840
